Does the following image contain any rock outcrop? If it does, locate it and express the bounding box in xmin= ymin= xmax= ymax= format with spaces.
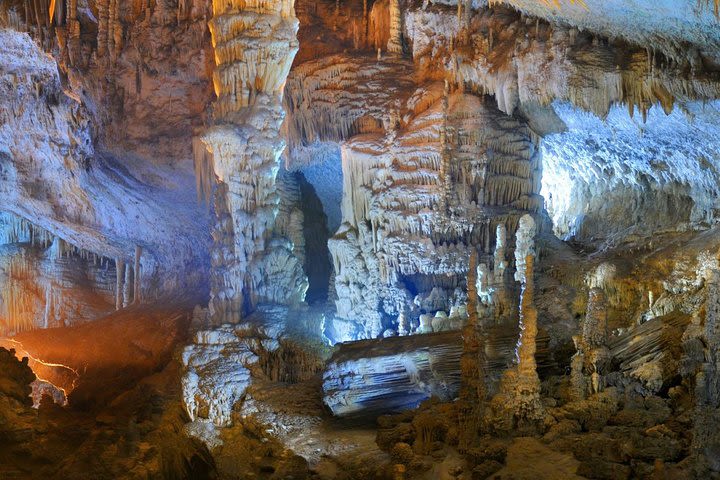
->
xmin=322 ymin=320 xmax=555 ymax=417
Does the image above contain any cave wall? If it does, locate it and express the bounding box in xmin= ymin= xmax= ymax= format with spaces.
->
xmin=0 ymin=28 xmax=210 ymax=299
xmin=542 ymin=101 xmax=720 ymax=244
xmin=0 ymin=213 xmax=116 ymax=335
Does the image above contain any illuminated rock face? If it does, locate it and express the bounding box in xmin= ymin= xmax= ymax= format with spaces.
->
xmin=542 ymin=101 xmax=720 ymax=243
xmin=322 ymin=322 xmax=556 ymax=417
xmin=322 ymin=331 xmax=464 ymax=417
xmin=181 ymin=305 xmax=310 ymax=446
xmin=0 ymin=29 xmax=209 ymax=300
xmin=182 ymin=323 xmax=256 ymax=441
xmin=487 ymin=0 xmax=720 ymax=62
xmin=406 ymin=5 xmax=720 ymax=118
xmin=180 ymin=0 xmax=305 ymax=439
xmin=324 ymin=91 xmax=542 ymax=340
xmin=194 ymin=0 xmax=303 ymax=324
xmin=0 ymin=213 xmax=116 ymax=335
xmin=281 ymin=3 xmax=720 ymax=343
xmin=5 ymin=0 xmax=720 ymax=477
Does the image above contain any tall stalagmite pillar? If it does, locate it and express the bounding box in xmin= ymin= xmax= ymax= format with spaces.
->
xmin=458 ymin=249 xmax=486 ymax=451
xmin=486 ymin=214 xmax=545 ymax=433
xmin=514 ymin=253 xmax=544 ymax=421
xmin=570 ymin=287 xmax=610 ymax=400
xmin=195 ymin=0 xmax=300 ymax=324
xmin=511 ymin=215 xmax=545 ymax=429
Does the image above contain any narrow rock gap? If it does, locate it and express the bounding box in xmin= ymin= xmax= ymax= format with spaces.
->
xmin=296 ymin=171 xmax=333 ymax=305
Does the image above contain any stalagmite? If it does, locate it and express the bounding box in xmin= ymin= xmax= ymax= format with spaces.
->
xmin=486 ymin=214 xmax=544 ymax=433
xmin=398 ymin=312 xmax=410 ymax=336
xmin=494 ymin=224 xmax=507 ymax=280
xmin=5 ymin=0 xmax=720 ymax=477
xmin=570 ymin=288 xmax=610 ymax=400
xmin=511 ymin=253 xmax=545 ymax=427
xmin=514 ymin=214 xmax=535 ymax=284
xmin=458 ymin=250 xmax=486 ymax=451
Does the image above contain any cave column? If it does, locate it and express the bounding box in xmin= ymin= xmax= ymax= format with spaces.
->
xmin=486 ymin=214 xmax=545 ymax=433
xmin=458 ymin=249 xmax=486 ymax=451
xmin=195 ymin=0 xmax=299 ymax=324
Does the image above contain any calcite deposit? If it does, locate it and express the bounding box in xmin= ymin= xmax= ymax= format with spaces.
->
xmin=2 ymin=0 xmax=720 ymax=478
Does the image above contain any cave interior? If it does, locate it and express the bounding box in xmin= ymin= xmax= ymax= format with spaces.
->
xmin=1 ymin=0 xmax=720 ymax=478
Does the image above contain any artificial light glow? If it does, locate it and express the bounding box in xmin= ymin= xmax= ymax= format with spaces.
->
xmin=540 ymin=151 xmax=579 ymax=239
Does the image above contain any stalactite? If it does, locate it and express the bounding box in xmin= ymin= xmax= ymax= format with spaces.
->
xmin=96 ymin=0 xmax=109 ymax=57
xmin=133 ymin=246 xmax=142 ymax=305
xmin=324 ymin=92 xmax=540 ymax=334
xmin=66 ymin=0 xmax=77 ymax=32
xmin=0 ymin=214 xmax=116 ymax=333
xmin=439 ymin=80 xmax=452 ymax=217
xmin=123 ymin=262 xmax=132 ymax=308
xmin=193 ymin=137 xmax=215 ymax=207
xmin=387 ymin=0 xmax=402 ymax=54
xmin=115 ymin=258 xmax=125 ymax=311
xmin=109 ymin=0 xmax=122 ymax=60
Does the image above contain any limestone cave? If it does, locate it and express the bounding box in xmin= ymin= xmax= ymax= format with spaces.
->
xmin=1 ymin=0 xmax=720 ymax=478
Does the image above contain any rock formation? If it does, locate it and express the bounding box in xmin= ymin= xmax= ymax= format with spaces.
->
xmin=321 ymin=91 xmax=542 ymax=340
xmin=571 ymin=288 xmax=610 ymax=400
xmin=194 ymin=0 xmax=304 ymax=325
xmin=691 ymin=266 xmax=720 ymax=474
xmin=0 ymin=28 xmax=209 ymax=299
xmin=3 ymin=0 xmax=720 ymax=478
xmin=486 ymin=214 xmax=545 ymax=434
xmin=457 ymin=250 xmax=485 ymax=450
xmin=323 ymin=330 xmax=463 ymax=417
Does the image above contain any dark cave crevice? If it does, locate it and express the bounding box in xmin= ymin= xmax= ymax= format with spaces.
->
xmin=296 ymin=172 xmax=333 ymax=305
